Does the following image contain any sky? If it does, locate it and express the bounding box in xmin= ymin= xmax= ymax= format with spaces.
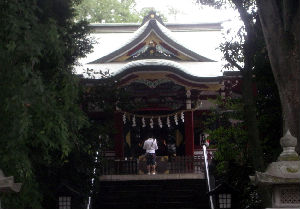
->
xmin=135 ymin=0 xmax=239 ymax=23
xmin=134 ymin=0 xmax=242 ymax=42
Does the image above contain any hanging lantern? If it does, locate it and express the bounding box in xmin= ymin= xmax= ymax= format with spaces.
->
xmin=167 ymin=116 xmax=170 ymax=128
xmin=181 ymin=112 xmax=184 ymax=122
xmin=158 ymin=117 xmax=162 ymax=128
xmin=132 ymin=115 xmax=136 ymax=127
xmin=174 ymin=113 xmax=178 ymax=125
xmin=122 ymin=113 xmax=126 ymax=124
xmin=142 ymin=117 xmax=146 ymax=127
xmin=150 ymin=117 xmax=154 ymax=129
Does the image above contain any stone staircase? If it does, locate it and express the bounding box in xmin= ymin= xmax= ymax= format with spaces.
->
xmin=93 ymin=179 xmax=210 ymax=209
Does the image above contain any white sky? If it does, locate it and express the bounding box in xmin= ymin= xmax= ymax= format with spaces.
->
xmin=135 ymin=0 xmax=239 ymax=23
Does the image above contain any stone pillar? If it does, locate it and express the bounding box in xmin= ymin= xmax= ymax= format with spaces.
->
xmin=0 ymin=169 xmax=22 ymax=209
xmin=250 ymin=130 xmax=300 ymax=209
xmin=185 ymin=111 xmax=194 ymax=156
xmin=0 ymin=170 xmax=22 ymax=192
xmin=114 ymin=112 xmax=124 ymax=158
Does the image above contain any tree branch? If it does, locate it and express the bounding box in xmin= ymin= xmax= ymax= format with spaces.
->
xmin=224 ymin=52 xmax=243 ymax=71
xmin=232 ymin=0 xmax=254 ymax=36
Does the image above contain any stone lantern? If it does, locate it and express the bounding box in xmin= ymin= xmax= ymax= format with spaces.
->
xmin=0 ymin=170 xmax=22 ymax=209
xmin=250 ymin=130 xmax=300 ymax=208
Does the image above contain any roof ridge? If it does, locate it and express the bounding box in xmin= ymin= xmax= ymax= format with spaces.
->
xmin=89 ymin=18 xmax=215 ymax=64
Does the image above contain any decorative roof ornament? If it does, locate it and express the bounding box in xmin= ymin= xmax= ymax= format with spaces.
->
xmin=141 ymin=10 xmax=165 ymax=26
xmin=89 ymin=11 xmax=215 ymax=64
xmin=128 ymin=40 xmax=180 ymax=61
xmin=133 ymin=79 xmax=171 ymax=89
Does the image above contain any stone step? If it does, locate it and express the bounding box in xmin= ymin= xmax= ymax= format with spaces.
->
xmin=94 ymin=179 xmax=209 ymax=209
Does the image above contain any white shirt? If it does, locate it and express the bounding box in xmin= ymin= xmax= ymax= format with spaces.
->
xmin=143 ymin=138 xmax=158 ymax=153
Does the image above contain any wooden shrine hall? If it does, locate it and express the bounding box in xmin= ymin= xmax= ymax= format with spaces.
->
xmin=82 ymin=12 xmax=241 ymax=164
xmin=77 ymin=12 xmax=243 ymax=209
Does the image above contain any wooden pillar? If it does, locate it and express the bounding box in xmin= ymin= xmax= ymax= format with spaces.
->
xmin=185 ymin=111 xmax=194 ymax=156
xmin=114 ymin=112 xmax=124 ymax=158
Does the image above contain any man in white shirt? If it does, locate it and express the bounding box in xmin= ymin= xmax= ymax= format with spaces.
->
xmin=143 ymin=136 xmax=158 ymax=175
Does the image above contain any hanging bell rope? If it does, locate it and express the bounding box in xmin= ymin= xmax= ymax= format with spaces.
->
xmin=119 ymin=107 xmax=197 ymax=119
xmin=119 ymin=100 xmax=202 ymax=128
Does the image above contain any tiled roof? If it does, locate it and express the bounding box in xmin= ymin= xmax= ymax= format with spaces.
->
xmin=89 ymin=18 xmax=215 ymax=63
xmin=109 ymin=59 xmax=222 ymax=83
xmin=80 ymin=60 xmax=224 ymax=78
xmin=116 ymin=59 xmax=187 ymax=74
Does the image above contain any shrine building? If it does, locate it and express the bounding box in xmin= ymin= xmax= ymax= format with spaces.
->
xmin=74 ymin=12 xmax=243 ymax=209
xmin=81 ymin=12 xmax=241 ymax=160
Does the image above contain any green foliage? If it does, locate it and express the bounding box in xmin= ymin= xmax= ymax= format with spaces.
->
xmin=83 ymin=69 xmax=137 ymax=115
xmin=0 ymin=0 xmax=92 ymax=208
xmin=209 ymin=126 xmax=247 ymax=173
xmin=194 ymin=1 xmax=281 ymax=208
xmin=204 ymin=97 xmax=247 ymax=172
xmin=80 ymin=69 xmax=143 ymax=165
xmin=75 ymin=0 xmax=141 ymax=23
xmin=253 ymin=30 xmax=282 ymax=163
xmin=204 ymin=98 xmax=263 ymax=209
xmin=198 ymin=0 xmax=282 ymax=167
xmin=74 ymin=0 xmax=168 ymax=23
xmin=204 ymin=94 xmax=270 ymax=209
xmin=197 ymin=1 xmax=280 ymax=208
xmin=196 ymin=0 xmax=256 ymax=10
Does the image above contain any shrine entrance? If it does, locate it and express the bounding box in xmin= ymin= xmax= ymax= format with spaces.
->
xmin=123 ymin=115 xmax=186 ymax=158
xmin=111 ymin=63 xmax=223 ymax=158
xmin=118 ymin=70 xmax=192 ymax=158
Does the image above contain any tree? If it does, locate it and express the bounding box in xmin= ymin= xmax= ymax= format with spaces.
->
xmin=204 ymin=97 xmax=263 ymax=209
xmin=196 ymin=0 xmax=284 ymax=207
xmin=256 ymin=1 xmax=300 ymax=152
xmin=0 ymin=0 xmax=92 ymax=208
xmin=197 ymin=0 xmax=265 ymax=172
xmin=75 ymin=0 xmax=141 ymax=23
xmin=253 ymin=37 xmax=283 ymax=163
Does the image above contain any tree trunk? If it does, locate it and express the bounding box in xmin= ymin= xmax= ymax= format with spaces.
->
xmin=257 ymin=0 xmax=300 ymax=152
xmin=230 ymin=0 xmax=265 ymax=171
xmin=241 ymin=69 xmax=265 ymax=171
xmin=242 ymin=67 xmax=271 ymax=207
xmin=232 ymin=1 xmax=272 ymax=206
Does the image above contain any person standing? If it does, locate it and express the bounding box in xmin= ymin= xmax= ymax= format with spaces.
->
xmin=143 ymin=136 xmax=158 ymax=175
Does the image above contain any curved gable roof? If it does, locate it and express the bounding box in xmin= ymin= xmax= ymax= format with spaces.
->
xmin=111 ymin=59 xmax=222 ymax=91
xmin=89 ymin=18 xmax=215 ymax=64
